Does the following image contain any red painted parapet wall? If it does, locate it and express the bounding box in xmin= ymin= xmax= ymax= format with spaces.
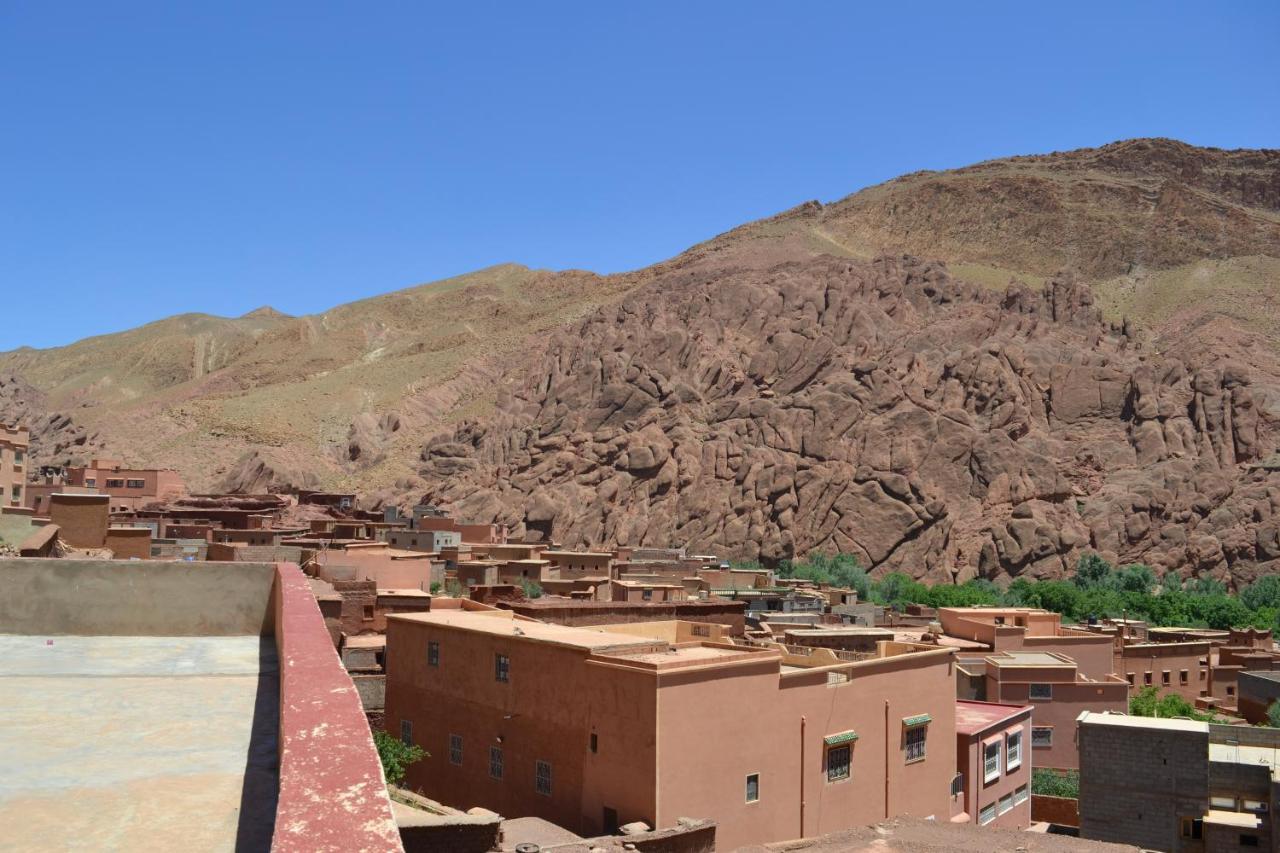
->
xmin=271 ymin=562 xmax=403 ymax=852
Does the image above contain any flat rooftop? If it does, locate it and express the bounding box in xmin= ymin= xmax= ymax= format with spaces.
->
xmin=391 ymin=609 xmax=661 ymax=652
xmin=955 ymin=700 xmax=1030 ymax=735
xmin=0 ymin=634 xmax=278 ymax=850
xmin=987 ymin=650 xmax=1071 ymax=667
xmin=1077 ymin=710 xmax=1208 ymax=733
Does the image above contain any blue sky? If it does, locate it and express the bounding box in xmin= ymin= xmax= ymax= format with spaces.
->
xmin=1 ymin=2 xmax=1277 ymax=350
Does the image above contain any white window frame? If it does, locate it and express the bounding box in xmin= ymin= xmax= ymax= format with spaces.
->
xmin=984 ymin=741 xmax=1001 ymax=783
xmin=1032 ymin=726 xmax=1053 ymax=748
xmin=1006 ymin=730 xmax=1023 ymax=772
xmin=979 ymin=803 xmax=997 ymax=825
xmin=997 ymin=793 xmax=1014 ymax=815
xmin=1013 ymin=784 xmax=1029 ymax=805
xmin=745 ymin=772 xmax=760 ymax=803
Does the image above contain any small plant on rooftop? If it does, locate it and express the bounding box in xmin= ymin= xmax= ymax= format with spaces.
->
xmin=373 ymin=730 xmax=426 ymax=787
xmin=429 ymin=582 xmax=442 ymax=595
xmin=520 ymin=578 xmax=543 ymax=599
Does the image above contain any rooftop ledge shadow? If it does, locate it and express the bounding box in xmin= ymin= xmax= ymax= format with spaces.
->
xmin=0 ymin=558 xmax=402 ymax=853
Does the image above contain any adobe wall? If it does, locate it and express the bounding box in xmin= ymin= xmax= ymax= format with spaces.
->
xmin=18 ymin=523 xmax=58 ymax=557
xmin=105 ymin=528 xmax=151 ymax=560
xmin=0 ymin=558 xmax=276 ymax=636
xmin=1030 ymin=794 xmax=1079 ymax=827
xmin=502 ymin=600 xmax=745 ymax=636
xmin=48 ymin=494 xmax=108 ymax=548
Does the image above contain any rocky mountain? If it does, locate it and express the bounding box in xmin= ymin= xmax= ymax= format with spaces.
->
xmin=5 ymin=138 xmax=1279 ymax=584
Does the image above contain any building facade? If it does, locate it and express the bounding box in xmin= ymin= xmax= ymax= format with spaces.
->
xmin=385 ymin=607 xmax=958 ymax=850
xmin=954 ymin=700 xmax=1033 ymax=829
xmin=0 ymin=424 xmax=29 ymax=508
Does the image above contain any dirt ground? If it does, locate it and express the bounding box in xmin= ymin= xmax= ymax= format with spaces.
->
xmin=734 ymin=817 xmax=1140 ymax=853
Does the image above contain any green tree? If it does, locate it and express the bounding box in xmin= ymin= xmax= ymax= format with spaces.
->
xmin=1160 ymin=571 xmax=1184 ymax=593
xmin=1073 ymin=552 xmax=1113 ymax=589
xmin=1112 ymin=563 xmax=1156 ymax=594
xmin=1032 ymin=769 xmax=1079 ymax=799
xmin=1267 ymin=701 xmax=1280 ymax=729
xmin=1243 ymin=575 xmax=1280 ymax=612
xmin=374 ymin=730 xmax=425 ymax=786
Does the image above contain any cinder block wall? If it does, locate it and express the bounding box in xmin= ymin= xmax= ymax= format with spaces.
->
xmin=1079 ymin=720 xmax=1208 ymax=852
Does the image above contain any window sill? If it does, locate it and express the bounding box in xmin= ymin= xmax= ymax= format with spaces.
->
xmin=983 ymin=773 xmax=1000 ymax=785
xmin=905 ymin=756 xmax=927 ymax=765
xmin=1006 ymin=761 xmax=1022 ymax=773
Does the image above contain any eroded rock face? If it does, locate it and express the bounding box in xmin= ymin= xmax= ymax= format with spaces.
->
xmin=0 ymin=373 xmax=101 ymax=466
xmin=413 ymin=255 xmax=1280 ymax=585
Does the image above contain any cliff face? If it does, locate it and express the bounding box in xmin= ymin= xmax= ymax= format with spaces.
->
xmin=6 ymin=138 xmax=1280 ymax=585
xmin=415 ymin=252 xmax=1280 ymax=585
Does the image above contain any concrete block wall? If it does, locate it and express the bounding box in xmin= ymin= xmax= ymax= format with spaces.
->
xmin=1079 ymin=720 xmax=1209 ymax=852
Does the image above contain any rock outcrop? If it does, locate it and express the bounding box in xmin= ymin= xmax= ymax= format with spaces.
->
xmin=415 ymin=254 xmax=1280 ymax=585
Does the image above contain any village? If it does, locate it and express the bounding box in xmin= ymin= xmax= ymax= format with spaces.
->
xmin=4 ymin=423 xmax=1280 ymax=852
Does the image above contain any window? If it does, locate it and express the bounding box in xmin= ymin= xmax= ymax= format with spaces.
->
xmin=400 ymin=719 xmax=413 ymax=747
xmin=979 ymin=803 xmax=996 ymax=826
xmin=1013 ymin=784 xmax=1029 ymax=805
xmin=745 ymin=773 xmax=759 ymax=803
xmin=1162 ymin=670 xmax=1171 ymax=685
xmin=1227 ymin=685 xmax=1236 ymax=696
xmin=691 ymin=624 xmax=710 ymax=637
xmin=590 ymin=733 xmax=598 ymax=753
xmin=536 ymin=760 xmax=553 ymax=796
xmin=1006 ymin=731 xmax=1023 ymax=772
xmin=1181 ymin=817 xmax=1203 ymax=839
xmin=126 ymin=479 xmax=145 ymax=489
xmin=362 ymin=604 xmax=374 ymax=621
xmin=642 ymin=589 xmax=653 ymax=601
xmin=106 ymin=478 xmax=125 ymax=488
xmin=428 ymin=641 xmax=440 ymax=667
xmin=10 ymin=485 xmax=20 ymax=500
xmin=984 ymin=741 xmax=1001 ymax=783
xmin=827 ymin=745 xmax=851 ymax=782
xmin=13 ymin=449 xmax=23 ymax=464
xmin=1126 ymin=672 xmax=1135 ymax=685
xmin=85 ymin=478 xmax=96 ymax=487
xmin=1029 ymin=683 xmax=1052 ymax=701
xmin=1032 ymin=727 xmax=1053 ymax=748
xmin=495 ymin=653 xmax=510 ymax=683
xmin=449 ymin=734 xmax=463 ymax=765
xmin=1200 ymin=669 xmax=1207 ymax=681
xmin=1244 ymin=800 xmax=1268 ymax=813
xmin=1180 ymin=669 xmax=1189 ymax=685
xmin=1241 ymin=835 xmax=1259 ymax=847
xmin=1210 ymin=796 xmax=1236 ymax=809
xmin=489 ymin=746 xmax=503 ymax=779
xmin=951 ymin=773 xmax=964 ymax=797
xmin=905 ymin=726 xmax=927 ymax=762
xmin=1144 ymin=671 xmax=1153 ymax=685
xmin=998 ymin=793 xmax=1014 ymax=815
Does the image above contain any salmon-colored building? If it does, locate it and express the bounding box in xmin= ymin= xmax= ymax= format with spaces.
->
xmin=982 ymin=650 xmax=1128 ymax=770
xmin=0 ymin=424 xmax=29 ymax=508
xmin=62 ymin=459 xmax=185 ymax=511
xmin=385 ymin=607 xmax=958 ymax=850
xmin=938 ymin=608 xmax=1116 ymax=681
xmin=953 ymin=700 xmax=1033 ymax=829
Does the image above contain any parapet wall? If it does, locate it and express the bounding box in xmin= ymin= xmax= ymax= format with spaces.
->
xmin=0 ymin=558 xmax=276 ymax=636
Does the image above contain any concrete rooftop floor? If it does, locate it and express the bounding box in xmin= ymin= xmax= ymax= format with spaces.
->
xmin=0 ymin=634 xmax=279 ymax=852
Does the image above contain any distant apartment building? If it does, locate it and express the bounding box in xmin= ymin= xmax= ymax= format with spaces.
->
xmin=0 ymin=424 xmax=29 ymax=508
xmin=1079 ymin=712 xmax=1280 ymax=852
xmin=62 ymin=459 xmax=185 ymax=511
xmin=1117 ymin=639 xmax=1211 ymax=700
xmin=385 ymin=607 xmax=958 ymax=850
xmin=980 ymin=650 xmax=1128 ymax=770
xmin=383 ymin=529 xmax=461 ymax=553
xmin=953 ymin=700 xmax=1033 ymax=829
xmin=938 ymin=607 xmax=1116 ymax=681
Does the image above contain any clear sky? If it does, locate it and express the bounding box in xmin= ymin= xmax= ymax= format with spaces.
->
xmin=2 ymin=2 xmax=1277 ymax=350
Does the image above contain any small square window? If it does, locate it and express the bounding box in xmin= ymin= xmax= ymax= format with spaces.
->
xmin=1125 ymin=672 xmax=1135 ymax=685
xmin=642 ymin=589 xmax=653 ymax=601
xmin=1013 ymin=784 xmax=1029 ymax=806
xmin=428 ymin=641 xmax=439 ymax=667
xmin=449 ymin=734 xmax=463 ymax=765
xmin=400 ymin=719 xmax=413 ymax=747
xmin=745 ymin=773 xmax=760 ymax=803
xmin=495 ymin=653 xmax=510 ymax=683
xmin=827 ymin=744 xmax=851 ymax=782
xmin=979 ymin=803 xmax=996 ymax=825
xmin=1031 ymin=727 xmax=1053 ymax=748
xmin=997 ymin=793 xmax=1013 ymax=815
xmin=536 ymin=760 xmax=553 ymax=796
xmin=1241 ymin=834 xmax=1259 ymax=847
xmin=1211 ymin=796 xmax=1236 ymax=809
xmin=1227 ymin=685 xmax=1236 ymax=696
xmin=489 ymin=746 xmax=504 ymax=779
xmin=1028 ymin=683 xmax=1052 ymax=701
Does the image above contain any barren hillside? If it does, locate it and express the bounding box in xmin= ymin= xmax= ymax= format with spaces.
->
xmin=4 ymin=138 xmax=1279 ymax=584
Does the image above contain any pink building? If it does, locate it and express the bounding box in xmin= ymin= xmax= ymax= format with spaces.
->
xmin=63 ymin=459 xmax=185 ymax=511
xmin=953 ymin=700 xmax=1033 ymax=829
xmin=0 ymin=424 xmax=29 ymax=508
xmin=938 ymin=607 xmax=1116 ymax=680
xmin=983 ymin=650 xmax=1128 ymax=770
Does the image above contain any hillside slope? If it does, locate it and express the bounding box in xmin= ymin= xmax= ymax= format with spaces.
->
xmin=4 ymin=138 xmax=1279 ymax=584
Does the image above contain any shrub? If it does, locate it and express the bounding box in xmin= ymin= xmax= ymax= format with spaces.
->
xmin=374 ymin=729 xmax=425 ymax=786
xmin=1032 ymin=768 xmax=1079 ymax=799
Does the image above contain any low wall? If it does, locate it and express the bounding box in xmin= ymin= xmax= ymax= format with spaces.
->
xmin=391 ymin=789 xmax=501 ymax=853
xmin=0 ymin=558 xmax=277 ymax=636
xmin=353 ymin=673 xmax=386 ymax=711
xmin=502 ymin=600 xmax=746 ymax=635
xmin=18 ymin=523 xmax=58 ymax=557
xmin=271 ymin=562 xmax=402 ymax=852
xmin=105 ymin=528 xmax=151 ymax=560
xmin=1031 ymin=794 xmax=1079 ymax=827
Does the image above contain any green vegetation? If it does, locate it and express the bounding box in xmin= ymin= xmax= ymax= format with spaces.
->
xmin=520 ymin=578 xmax=543 ymax=599
xmin=1031 ymin=768 xmax=1079 ymax=799
xmin=429 ymin=582 xmax=442 ymax=595
xmin=1128 ymin=686 xmax=1216 ymax=722
xmin=1268 ymin=701 xmax=1280 ymax=729
xmin=373 ymin=730 xmax=425 ymax=786
xmin=444 ymin=579 xmax=464 ymax=598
